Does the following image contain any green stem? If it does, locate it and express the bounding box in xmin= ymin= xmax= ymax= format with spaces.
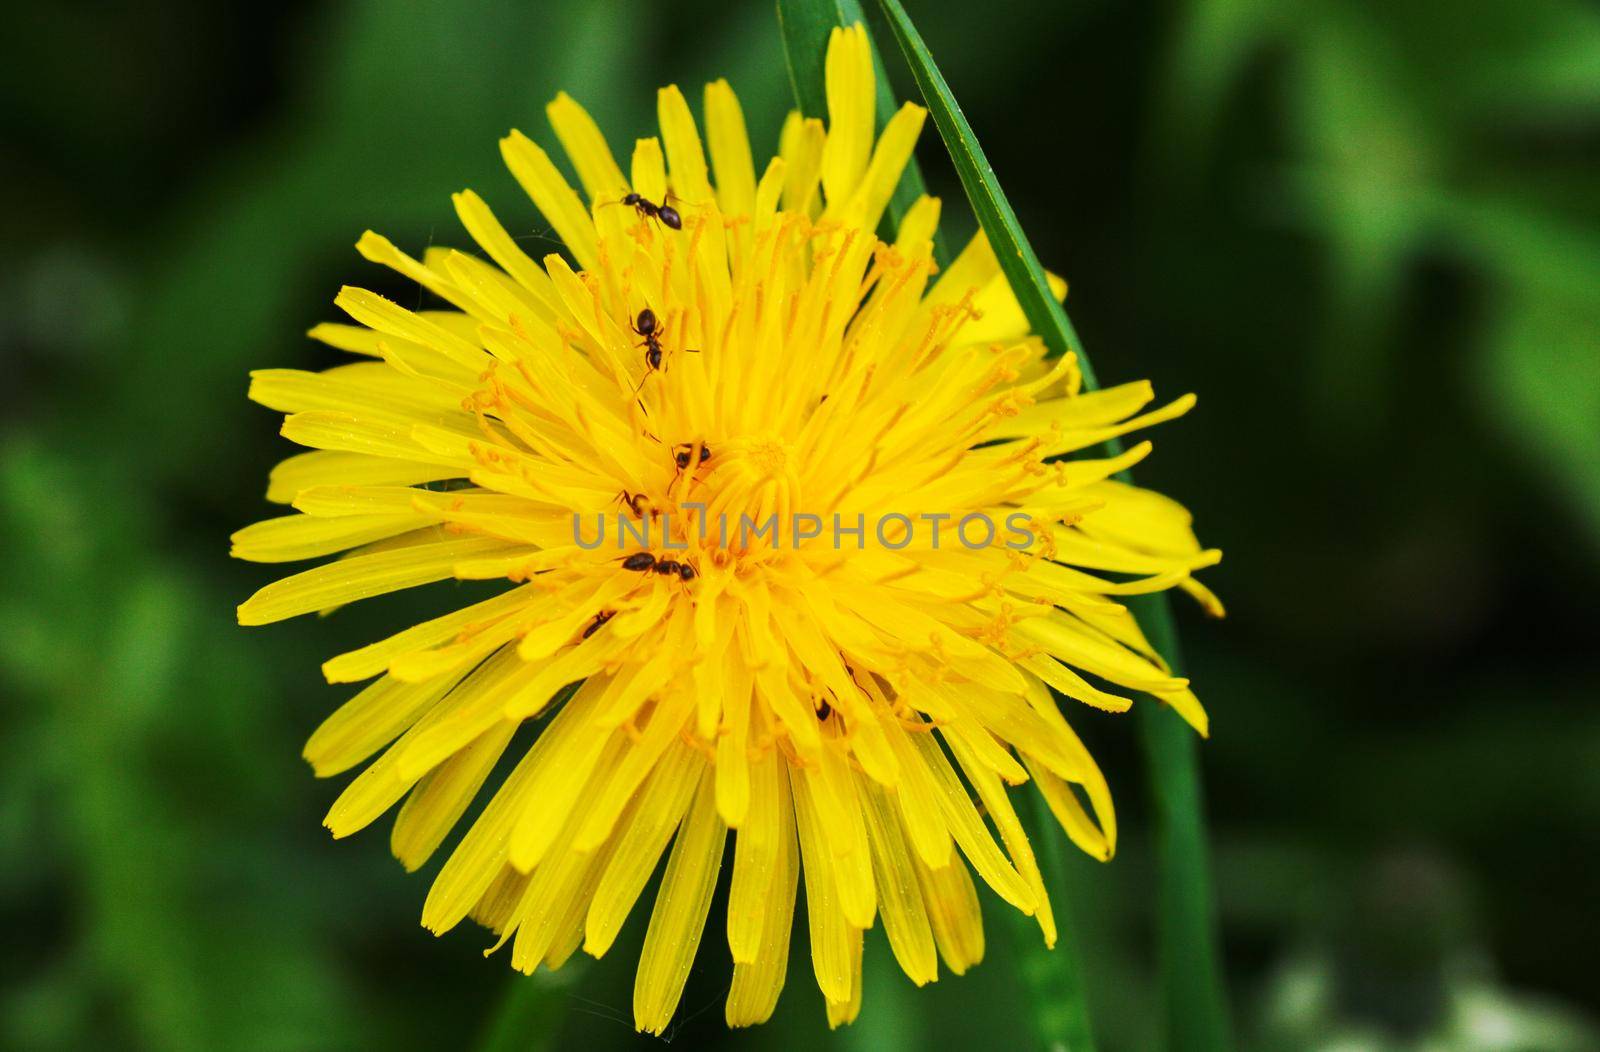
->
xmin=870 ymin=2 xmax=1232 ymax=1048
xmin=1007 ymin=793 xmax=1099 ymax=1052
xmin=472 ymin=965 xmax=586 ymax=1052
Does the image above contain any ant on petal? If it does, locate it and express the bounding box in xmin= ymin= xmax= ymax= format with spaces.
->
xmin=617 ymin=490 xmax=649 ymax=517
xmin=634 ymin=309 xmax=700 ymax=371
xmin=651 ymin=559 xmax=697 ymax=582
xmin=672 ymin=442 xmax=711 ymax=471
xmin=618 ymin=550 xmax=694 ymax=583
xmin=632 ymin=308 xmax=699 ymax=391
xmin=604 ymin=191 xmax=682 ymax=230
xmin=634 ymin=308 xmax=666 ymax=372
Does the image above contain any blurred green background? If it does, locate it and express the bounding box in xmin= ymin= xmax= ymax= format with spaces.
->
xmin=3 ymin=1 xmax=1598 ymax=1049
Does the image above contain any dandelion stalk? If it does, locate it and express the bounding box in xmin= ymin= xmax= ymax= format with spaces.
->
xmin=1002 ymin=791 xmax=1099 ymax=1052
xmin=474 ymin=967 xmax=585 ymax=1052
xmin=870 ymin=1 xmax=1232 ymax=1048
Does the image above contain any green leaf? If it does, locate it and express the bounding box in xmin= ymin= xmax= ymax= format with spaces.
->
xmin=775 ymin=0 xmax=951 ymax=264
xmin=1130 ymin=599 xmax=1233 ymax=1052
xmin=872 ymin=0 xmax=1091 ymax=375
xmin=872 ymin=2 xmax=1232 ymax=1049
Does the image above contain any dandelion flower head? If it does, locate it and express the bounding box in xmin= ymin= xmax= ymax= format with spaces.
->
xmin=234 ymin=24 xmax=1221 ymax=1034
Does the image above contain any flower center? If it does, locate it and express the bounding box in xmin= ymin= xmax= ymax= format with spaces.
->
xmin=670 ymin=434 xmax=803 ymax=560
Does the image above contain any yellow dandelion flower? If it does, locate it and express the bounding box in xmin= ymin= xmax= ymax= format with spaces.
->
xmin=235 ymin=24 xmax=1221 ymax=1034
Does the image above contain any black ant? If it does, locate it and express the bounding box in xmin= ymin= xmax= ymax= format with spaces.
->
xmin=672 ymin=442 xmax=711 ymax=470
xmin=619 ymin=550 xmax=695 ymax=581
xmin=617 ymin=490 xmax=649 ymax=517
xmin=634 ymin=309 xmax=666 ymax=372
xmin=621 ymin=552 xmax=656 ymax=572
xmin=582 ymin=610 xmax=614 ymax=639
xmin=651 ymin=559 xmax=696 ymax=581
xmin=632 ymin=308 xmax=699 ymax=386
xmin=609 ymin=191 xmax=682 ymax=230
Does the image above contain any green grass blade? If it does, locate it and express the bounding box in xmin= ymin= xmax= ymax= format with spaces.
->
xmin=872 ymin=0 xmax=1088 ymax=375
xmin=775 ymin=0 xmax=950 ymax=264
xmin=872 ymin=2 xmax=1232 ymax=1049
xmin=1131 ymin=599 xmax=1231 ymax=1052
xmin=1003 ymin=793 xmax=1099 ymax=1052
xmin=775 ymin=0 xmax=834 ymax=121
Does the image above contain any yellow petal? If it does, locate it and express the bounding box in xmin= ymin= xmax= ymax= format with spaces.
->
xmin=230 ymin=512 xmax=424 ymax=563
xmin=821 ymin=23 xmax=874 ymax=206
xmin=391 ymin=720 xmax=517 ymax=870
xmin=632 ymin=767 xmax=727 ymax=1034
xmin=584 ymin=744 xmax=704 ymax=958
xmin=909 ymin=731 xmax=1035 ymax=913
xmin=725 ymin=768 xmax=798 ymax=1026
xmin=546 ymin=91 xmax=628 ymax=203
xmin=451 ymin=190 xmax=562 ymax=314
xmin=303 ymin=670 xmax=460 ymax=777
xmin=500 ymin=129 xmax=600 ymax=271
xmin=705 ymin=79 xmax=756 ymax=216
xmin=727 ymin=749 xmax=785 ymax=963
xmin=778 ymin=112 xmax=825 ymax=214
xmin=656 ymin=84 xmax=713 ymax=206
xmin=237 ymin=533 xmax=518 ymax=625
xmin=828 ymin=102 xmax=926 ymax=233
xmin=914 ymin=850 xmax=985 ymax=975
xmin=858 ymin=773 xmax=938 ymax=985
xmin=790 ymin=761 xmax=858 ymax=1005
